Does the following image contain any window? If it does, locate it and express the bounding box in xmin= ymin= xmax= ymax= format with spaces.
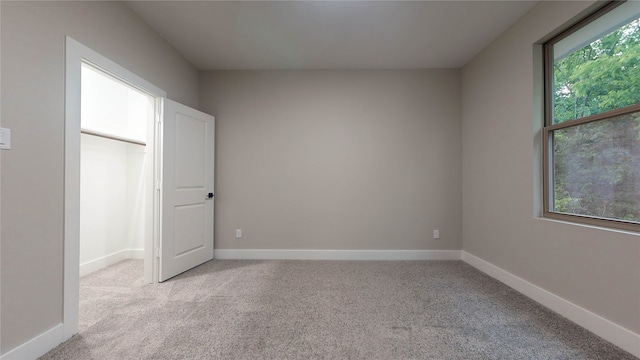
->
xmin=543 ymin=1 xmax=640 ymax=232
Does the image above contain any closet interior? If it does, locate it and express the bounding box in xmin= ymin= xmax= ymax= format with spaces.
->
xmin=79 ymin=63 xmax=155 ymax=277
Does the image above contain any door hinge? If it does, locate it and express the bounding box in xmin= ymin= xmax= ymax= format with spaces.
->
xmin=155 ymin=247 xmax=160 ymax=258
xmin=155 ymin=181 xmax=162 ymax=191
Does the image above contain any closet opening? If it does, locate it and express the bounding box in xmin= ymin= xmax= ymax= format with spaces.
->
xmin=79 ymin=62 xmax=156 ymax=283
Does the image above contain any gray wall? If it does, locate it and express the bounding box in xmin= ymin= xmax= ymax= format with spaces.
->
xmin=461 ymin=1 xmax=640 ymax=333
xmin=0 ymin=1 xmax=199 ymax=353
xmin=200 ymin=70 xmax=462 ymax=251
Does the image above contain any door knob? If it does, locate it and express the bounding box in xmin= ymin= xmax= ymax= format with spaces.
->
xmin=206 ymin=192 xmax=214 ymax=199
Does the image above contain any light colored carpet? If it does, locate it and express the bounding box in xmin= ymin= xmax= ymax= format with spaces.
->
xmin=40 ymin=259 xmax=634 ymax=359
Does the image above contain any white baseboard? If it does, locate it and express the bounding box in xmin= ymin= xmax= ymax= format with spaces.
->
xmin=214 ymin=249 xmax=462 ymax=261
xmin=461 ymin=251 xmax=640 ymax=358
xmin=0 ymin=324 xmax=63 ymax=360
xmin=79 ymin=249 xmax=144 ymax=277
xmin=126 ymin=249 xmax=145 ymax=259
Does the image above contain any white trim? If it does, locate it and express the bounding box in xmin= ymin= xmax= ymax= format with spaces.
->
xmin=214 ymin=249 xmax=462 ymax=261
xmin=79 ymin=249 xmax=145 ymax=277
xmin=0 ymin=324 xmax=63 ymax=360
xmin=64 ymin=36 xmax=167 ymax=342
xmin=461 ymin=251 xmax=640 ymax=358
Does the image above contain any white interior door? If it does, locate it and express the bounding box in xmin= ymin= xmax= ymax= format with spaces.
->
xmin=160 ymin=99 xmax=215 ymax=282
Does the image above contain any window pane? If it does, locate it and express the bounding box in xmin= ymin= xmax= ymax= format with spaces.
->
xmin=552 ymin=112 xmax=640 ymax=223
xmin=553 ymin=16 xmax=640 ymax=124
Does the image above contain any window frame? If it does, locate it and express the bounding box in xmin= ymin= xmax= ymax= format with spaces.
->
xmin=542 ymin=0 xmax=640 ymax=233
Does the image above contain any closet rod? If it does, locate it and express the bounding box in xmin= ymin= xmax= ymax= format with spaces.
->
xmin=81 ymin=128 xmax=146 ymax=146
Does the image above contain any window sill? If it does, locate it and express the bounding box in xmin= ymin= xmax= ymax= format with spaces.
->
xmin=537 ymin=213 xmax=640 ymax=236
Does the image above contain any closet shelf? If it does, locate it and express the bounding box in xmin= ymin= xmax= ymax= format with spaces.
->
xmin=81 ymin=128 xmax=146 ymax=146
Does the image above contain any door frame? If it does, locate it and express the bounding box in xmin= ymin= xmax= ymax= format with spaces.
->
xmin=63 ymin=37 xmax=166 ymax=339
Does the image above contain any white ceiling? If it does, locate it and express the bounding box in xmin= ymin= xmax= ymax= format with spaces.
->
xmin=125 ymin=1 xmax=539 ymax=70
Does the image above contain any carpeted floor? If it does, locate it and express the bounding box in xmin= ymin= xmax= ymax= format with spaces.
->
xmin=40 ymin=259 xmax=635 ymax=360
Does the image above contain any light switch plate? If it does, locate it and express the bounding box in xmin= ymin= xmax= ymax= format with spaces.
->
xmin=0 ymin=128 xmax=11 ymax=150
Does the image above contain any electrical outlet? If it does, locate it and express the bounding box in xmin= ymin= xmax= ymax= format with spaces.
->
xmin=235 ymin=229 xmax=242 ymax=239
xmin=433 ymin=229 xmax=440 ymax=239
xmin=0 ymin=128 xmax=11 ymax=150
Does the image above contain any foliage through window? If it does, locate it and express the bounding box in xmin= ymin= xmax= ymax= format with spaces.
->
xmin=544 ymin=1 xmax=640 ymax=231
